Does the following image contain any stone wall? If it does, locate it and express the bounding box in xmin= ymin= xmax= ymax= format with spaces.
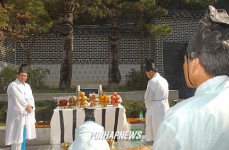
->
xmin=155 ymin=18 xmax=199 ymax=98
xmin=0 ymin=28 xmax=152 ymax=87
xmin=154 ymin=17 xmax=199 ymax=75
xmin=0 ymin=18 xmax=200 ymax=90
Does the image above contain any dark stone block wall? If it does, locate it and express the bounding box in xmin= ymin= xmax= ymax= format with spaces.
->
xmin=155 ymin=17 xmax=199 ymax=99
xmin=163 ymin=42 xmax=195 ymax=99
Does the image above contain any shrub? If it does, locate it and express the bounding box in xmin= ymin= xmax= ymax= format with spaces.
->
xmin=0 ymin=67 xmax=50 ymax=93
xmin=0 ymin=107 xmax=7 ymax=122
xmin=126 ymin=69 xmax=148 ymax=90
xmin=0 ymin=67 xmax=18 ymax=93
xmin=122 ymin=100 xmax=146 ymax=118
xmin=35 ymin=100 xmax=57 ymax=122
xmin=0 ymin=101 xmax=8 ymax=109
xmin=27 ymin=67 xmax=50 ymax=90
xmin=0 ymin=100 xmax=57 ymax=124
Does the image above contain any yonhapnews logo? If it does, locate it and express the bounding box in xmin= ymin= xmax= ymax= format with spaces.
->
xmin=90 ymin=131 xmax=142 ymax=140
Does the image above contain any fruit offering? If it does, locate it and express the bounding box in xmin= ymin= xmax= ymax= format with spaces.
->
xmin=68 ymin=97 xmax=76 ymax=107
xmin=88 ymin=92 xmax=99 ymax=107
xmin=58 ymin=99 xmax=68 ymax=106
xmin=111 ymin=92 xmax=121 ymax=106
xmin=99 ymin=93 xmax=109 ymax=106
xmin=77 ymin=91 xmax=88 ymax=108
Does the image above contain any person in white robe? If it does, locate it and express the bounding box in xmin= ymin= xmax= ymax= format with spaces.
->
xmin=144 ymin=59 xmax=170 ymax=142
xmin=68 ymin=121 xmax=110 ymax=150
xmin=153 ymin=6 xmax=229 ymax=150
xmin=69 ymin=108 xmax=109 ymax=150
xmin=5 ymin=64 xmax=36 ymax=150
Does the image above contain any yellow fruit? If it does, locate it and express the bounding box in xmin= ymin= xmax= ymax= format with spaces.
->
xmin=77 ymin=101 xmax=81 ymax=105
xmin=82 ymin=96 xmax=87 ymax=101
xmin=77 ymin=96 xmax=82 ymax=101
xmin=100 ymin=96 xmax=104 ymax=100
xmin=82 ymin=101 xmax=88 ymax=105
xmin=80 ymin=92 xmax=85 ymax=97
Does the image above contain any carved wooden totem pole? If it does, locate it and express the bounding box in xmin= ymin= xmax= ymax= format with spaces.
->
xmin=108 ymin=10 xmax=121 ymax=88
xmin=58 ymin=2 xmax=74 ymax=89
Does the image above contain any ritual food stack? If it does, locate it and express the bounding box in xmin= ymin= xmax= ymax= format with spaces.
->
xmin=99 ymin=93 xmax=109 ymax=107
xmin=76 ymin=92 xmax=88 ymax=108
xmin=68 ymin=97 xmax=76 ymax=108
xmin=88 ymin=93 xmax=99 ymax=107
xmin=110 ymin=92 xmax=121 ymax=107
xmin=58 ymin=99 xmax=68 ymax=107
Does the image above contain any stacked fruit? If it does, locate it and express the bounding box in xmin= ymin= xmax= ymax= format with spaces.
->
xmin=76 ymin=91 xmax=88 ymax=107
xmin=99 ymin=93 xmax=109 ymax=106
xmin=58 ymin=99 xmax=68 ymax=106
xmin=68 ymin=97 xmax=76 ymax=107
xmin=88 ymin=93 xmax=99 ymax=107
xmin=111 ymin=92 xmax=121 ymax=105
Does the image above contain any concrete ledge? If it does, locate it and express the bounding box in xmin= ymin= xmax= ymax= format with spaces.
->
xmin=0 ymin=126 xmax=50 ymax=147
xmin=0 ymin=90 xmax=178 ymax=101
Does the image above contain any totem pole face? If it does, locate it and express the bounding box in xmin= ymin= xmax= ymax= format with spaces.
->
xmin=58 ymin=2 xmax=74 ymax=36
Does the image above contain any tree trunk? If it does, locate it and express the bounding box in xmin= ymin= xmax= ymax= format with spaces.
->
xmin=108 ymin=10 xmax=121 ymax=88
xmin=58 ymin=2 xmax=75 ymax=89
xmin=17 ymin=38 xmax=35 ymax=70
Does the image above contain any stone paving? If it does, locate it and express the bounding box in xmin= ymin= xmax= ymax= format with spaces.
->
xmin=0 ymin=136 xmax=153 ymax=150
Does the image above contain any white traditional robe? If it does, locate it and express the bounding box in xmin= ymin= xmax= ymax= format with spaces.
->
xmin=69 ymin=121 xmax=110 ymax=150
xmin=5 ymin=79 xmax=36 ymax=145
xmin=144 ymin=73 xmax=170 ymax=141
xmin=153 ymin=75 xmax=229 ymax=150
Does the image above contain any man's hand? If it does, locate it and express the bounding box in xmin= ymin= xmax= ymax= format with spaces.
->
xmin=26 ymin=104 xmax=33 ymax=113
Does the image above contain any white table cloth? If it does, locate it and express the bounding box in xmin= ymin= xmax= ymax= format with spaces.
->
xmin=50 ymin=105 xmax=129 ymax=144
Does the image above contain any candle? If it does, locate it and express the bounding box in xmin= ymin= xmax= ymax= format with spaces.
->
xmin=78 ymin=85 xmax=80 ymax=92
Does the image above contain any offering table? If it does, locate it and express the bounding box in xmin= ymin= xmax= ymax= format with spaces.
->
xmin=50 ymin=104 xmax=129 ymax=144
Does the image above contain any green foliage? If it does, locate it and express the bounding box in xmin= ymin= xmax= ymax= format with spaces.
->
xmin=0 ymin=107 xmax=7 ymax=122
xmin=27 ymin=67 xmax=50 ymax=90
xmin=0 ymin=101 xmax=8 ymax=109
xmin=0 ymin=0 xmax=52 ymax=37
xmin=123 ymin=0 xmax=173 ymax=37
xmin=0 ymin=100 xmax=56 ymax=124
xmin=0 ymin=67 xmax=18 ymax=93
xmin=122 ymin=100 xmax=146 ymax=118
xmin=35 ymin=100 xmax=57 ymax=122
xmin=126 ymin=69 xmax=148 ymax=90
xmin=0 ymin=67 xmax=50 ymax=93
xmin=36 ymin=100 xmax=57 ymax=109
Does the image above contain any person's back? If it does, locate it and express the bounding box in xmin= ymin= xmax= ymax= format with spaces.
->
xmin=153 ymin=6 xmax=229 ymax=150
xmin=152 ymin=73 xmax=169 ymax=99
xmin=68 ymin=121 xmax=110 ymax=150
xmin=153 ymin=76 xmax=229 ymax=150
xmin=144 ymin=60 xmax=170 ymax=142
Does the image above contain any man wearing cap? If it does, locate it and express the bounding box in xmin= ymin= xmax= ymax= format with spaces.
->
xmin=153 ymin=6 xmax=229 ymax=150
xmin=144 ymin=59 xmax=170 ymax=142
xmin=5 ymin=64 xmax=36 ymax=150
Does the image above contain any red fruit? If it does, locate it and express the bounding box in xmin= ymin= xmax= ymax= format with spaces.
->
xmin=116 ymin=100 xmax=121 ymax=103
xmin=111 ymin=95 xmax=115 ymax=100
xmin=113 ymin=92 xmax=118 ymax=96
xmin=111 ymin=100 xmax=116 ymax=104
xmin=116 ymin=96 xmax=120 ymax=100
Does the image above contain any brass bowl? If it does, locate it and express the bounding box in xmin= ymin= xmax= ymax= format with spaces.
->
xmin=61 ymin=142 xmax=70 ymax=150
xmin=107 ymin=138 xmax=115 ymax=148
xmin=112 ymin=103 xmax=118 ymax=107
xmin=177 ymin=99 xmax=184 ymax=103
xmin=101 ymin=104 xmax=107 ymax=107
